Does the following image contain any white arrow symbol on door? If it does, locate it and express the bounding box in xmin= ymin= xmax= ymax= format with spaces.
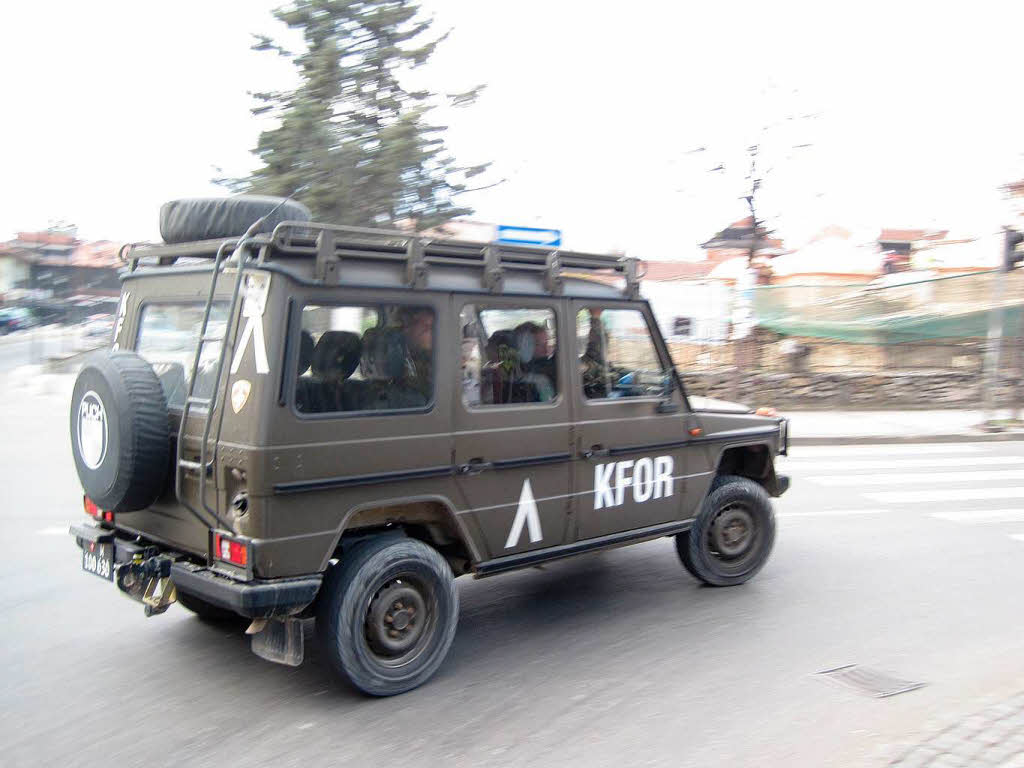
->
xmin=505 ymin=478 xmax=543 ymax=549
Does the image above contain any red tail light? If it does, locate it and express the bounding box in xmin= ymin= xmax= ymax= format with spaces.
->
xmin=214 ymin=533 xmax=248 ymax=567
xmin=84 ymin=496 xmax=100 ymax=518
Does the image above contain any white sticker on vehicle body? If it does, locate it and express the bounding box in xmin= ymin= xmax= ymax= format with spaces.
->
xmin=230 ymin=274 xmax=271 ymax=375
xmin=504 ymin=478 xmax=543 ymax=549
xmin=594 ymin=456 xmax=674 ymax=510
xmin=111 ymin=291 xmax=130 ymax=351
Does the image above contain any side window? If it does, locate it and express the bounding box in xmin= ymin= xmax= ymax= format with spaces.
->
xmin=577 ymin=307 xmax=666 ymax=399
xmin=137 ymin=302 xmax=228 ymax=409
xmin=460 ymin=305 xmax=558 ymax=406
xmin=296 ymin=303 xmax=434 ymax=414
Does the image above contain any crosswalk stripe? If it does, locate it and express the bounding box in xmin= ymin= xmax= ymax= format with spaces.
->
xmin=931 ymin=510 xmax=1024 ymax=524
xmin=1009 ymin=534 xmax=1024 ymax=542
xmin=808 ymin=469 xmax=1024 ymax=486
xmin=776 ymin=509 xmax=885 ymax=518
xmin=778 ymin=456 xmax=1024 ymax=471
xmin=867 ymin=487 xmax=1024 ymax=504
xmin=791 ymin=444 xmax=983 ymax=457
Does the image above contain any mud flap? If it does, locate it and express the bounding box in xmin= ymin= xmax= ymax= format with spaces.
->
xmin=250 ymin=617 xmax=305 ymax=667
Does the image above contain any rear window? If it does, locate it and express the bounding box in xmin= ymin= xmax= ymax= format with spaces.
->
xmin=136 ymin=303 xmax=228 ymax=409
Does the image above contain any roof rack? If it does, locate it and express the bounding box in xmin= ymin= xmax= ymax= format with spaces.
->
xmin=125 ymin=221 xmax=640 ymax=297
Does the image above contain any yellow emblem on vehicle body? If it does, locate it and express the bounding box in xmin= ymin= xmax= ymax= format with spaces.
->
xmin=231 ymin=380 xmax=252 ymax=413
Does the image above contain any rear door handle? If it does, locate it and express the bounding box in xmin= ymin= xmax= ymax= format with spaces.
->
xmin=583 ymin=445 xmax=611 ymax=460
xmin=458 ymin=457 xmax=493 ymax=475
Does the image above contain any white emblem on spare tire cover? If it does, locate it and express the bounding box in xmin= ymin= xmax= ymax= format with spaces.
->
xmin=78 ymin=391 xmax=108 ymax=470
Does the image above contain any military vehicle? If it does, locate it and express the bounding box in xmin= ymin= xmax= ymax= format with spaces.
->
xmin=69 ymin=196 xmax=789 ymax=696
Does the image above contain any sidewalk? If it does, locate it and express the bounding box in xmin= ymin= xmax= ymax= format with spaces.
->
xmin=888 ymin=691 xmax=1024 ymax=767
xmin=784 ymin=409 xmax=1024 ymax=445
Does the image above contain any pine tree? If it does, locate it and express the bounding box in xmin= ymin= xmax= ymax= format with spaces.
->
xmin=234 ymin=0 xmax=490 ymax=230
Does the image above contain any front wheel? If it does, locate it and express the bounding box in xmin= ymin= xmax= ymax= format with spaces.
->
xmin=316 ymin=536 xmax=459 ymax=696
xmin=676 ymin=475 xmax=776 ymax=586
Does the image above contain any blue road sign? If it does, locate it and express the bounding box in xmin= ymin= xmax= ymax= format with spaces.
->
xmin=496 ymin=225 xmax=562 ymax=247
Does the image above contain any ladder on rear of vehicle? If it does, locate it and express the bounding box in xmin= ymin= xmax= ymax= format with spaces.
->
xmin=174 ymin=236 xmax=255 ymax=535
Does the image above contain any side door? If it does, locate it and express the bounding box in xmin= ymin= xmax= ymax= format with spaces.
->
xmin=452 ymin=296 xmax=573 ymax=560
xmin=570 ymin=301 xmax=698 ymax=540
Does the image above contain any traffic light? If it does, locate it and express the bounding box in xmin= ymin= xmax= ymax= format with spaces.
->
xmin=1004 ymin=228 xmax=1024 ymax=271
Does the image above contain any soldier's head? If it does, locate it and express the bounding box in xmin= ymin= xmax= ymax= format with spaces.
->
xmin=515 ymin=321 xmax=550 ymax=360
xmin=398 ymin=307 xmax=434 ymax=354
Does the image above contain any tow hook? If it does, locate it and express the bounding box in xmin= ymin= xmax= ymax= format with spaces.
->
xmin=115 ymin=554 xmax=178 ymax=617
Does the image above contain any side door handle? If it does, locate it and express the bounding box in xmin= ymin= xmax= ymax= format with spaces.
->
xmin=458 ymin=457 xmax=493 ymax=475
xmin=583 ymin=445 xmax=611 ymax=460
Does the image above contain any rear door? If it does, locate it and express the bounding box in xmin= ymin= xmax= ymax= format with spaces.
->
xmin=570 ymin=302 xmax=694 ymax=539
xmin=452 ymin=296 xmax=572 ymax=560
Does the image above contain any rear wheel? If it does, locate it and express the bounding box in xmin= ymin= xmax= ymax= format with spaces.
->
xmin=676 ymin=475 xmax=775 ymax=586
xmin=316 ymin=536 xmax=458 ymax=696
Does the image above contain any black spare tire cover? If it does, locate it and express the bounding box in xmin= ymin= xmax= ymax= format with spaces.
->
xmin=159 ymin=195 xmax=312 ymax=244
xmin=70 ymin=351 xmax=170 ymax=512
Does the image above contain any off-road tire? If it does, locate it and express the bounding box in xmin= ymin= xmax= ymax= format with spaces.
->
xmin=176 ymin=591 xmax=244 ymax=624
xmin=676 ymin=475 xmax=775 ymax=586
xmin=159 ymin=195 xmax=311 ymax=244
xmin=316 ymin=536 xmax=459 ymax=697
xmin=70 ymin=351 xmax=169 ymax=512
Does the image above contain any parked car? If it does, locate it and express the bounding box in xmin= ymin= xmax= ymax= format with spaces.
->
xmin=0 ymin=307 xmax=37 ymax=334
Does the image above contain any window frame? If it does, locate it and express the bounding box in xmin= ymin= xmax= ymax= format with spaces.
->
xmin=574 ymin=303 xmax=673 ymax=406
xmin=288 ymin=299 xmax=438 ymax=421
xmin=458 ymin=300 xmax=564 ymax=412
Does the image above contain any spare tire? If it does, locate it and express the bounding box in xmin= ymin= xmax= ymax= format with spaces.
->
xmin=70 ymin=352 xmax=170 ymax=512
xmin=159 ymin=195 xmax=312 ymax=244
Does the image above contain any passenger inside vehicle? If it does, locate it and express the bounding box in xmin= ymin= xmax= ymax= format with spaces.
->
xmin=296 ymin=304 xmax=434 ymax=414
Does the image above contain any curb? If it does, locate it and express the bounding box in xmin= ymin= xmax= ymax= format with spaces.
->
xmin=791 ymin=432 xmax=1024 ymax=446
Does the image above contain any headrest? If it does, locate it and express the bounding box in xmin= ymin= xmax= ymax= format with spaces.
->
xmin=298 ymin=330 xmax=315 ymax=376
xmin=360 ymin=327 xmax=410 ymax=380
xmin=311 ymin=331 xmax=362 ymax=380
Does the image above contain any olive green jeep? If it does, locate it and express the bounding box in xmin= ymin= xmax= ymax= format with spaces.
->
xmin=69 ymin=196 xmax=789 ymax=696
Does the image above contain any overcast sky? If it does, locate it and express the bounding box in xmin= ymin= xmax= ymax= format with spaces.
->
xmin=3 ymin=1 xmax=1023 ymax=260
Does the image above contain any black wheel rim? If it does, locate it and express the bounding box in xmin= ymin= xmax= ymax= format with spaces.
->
xmin=364 ymin=573 xmax=437 ymax=668
xmin=706 ymin=502 xmax=762 ymax=572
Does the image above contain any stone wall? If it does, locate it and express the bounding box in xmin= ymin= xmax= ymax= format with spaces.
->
xmin=681 ymin=369 xmax=1019 ymax=409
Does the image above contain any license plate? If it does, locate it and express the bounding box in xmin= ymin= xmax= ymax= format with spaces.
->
xmin=82 ymin=542 xmax=114 ymax=581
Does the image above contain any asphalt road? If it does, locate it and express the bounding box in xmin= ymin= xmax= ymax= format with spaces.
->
xmin=3 ymin=380 xmax=1024 ymax=767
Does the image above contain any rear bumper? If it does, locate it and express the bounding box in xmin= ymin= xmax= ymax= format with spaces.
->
xmin=170 ymin=562 xmax=321 ymax=619
xmin=69 ymin=522 xmax=322 ymax=619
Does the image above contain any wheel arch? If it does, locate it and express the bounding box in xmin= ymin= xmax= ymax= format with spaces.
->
xmin=712 ymin=441 xmax=784 ymax=496
xmin=320 ymin=494 xmax=480 ymax=576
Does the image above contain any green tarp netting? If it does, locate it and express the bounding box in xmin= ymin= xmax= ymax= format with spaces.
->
xmin=753 ymin=270 xmax=1024 ymax=343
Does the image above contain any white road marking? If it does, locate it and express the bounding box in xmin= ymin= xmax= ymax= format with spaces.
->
xmin=789 ymin=444 xmax=983 ymax=457
xmin=808 ymin=469 xmax=1024 ymax=486
xmin=776 ymin=509 xmax=885 ymax=518
xmin=777 ymin=456 xmax=1024 ymax=471
xmin=931 ymin=510 xmax=1024 ymax=524
xmin=867 ymin=487 xmax=1024 ymax=504
xmin=1009 ymin=534 xmax=1024 ymax=543
xmin=37 ymin=526 xmax=68 ymax=536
